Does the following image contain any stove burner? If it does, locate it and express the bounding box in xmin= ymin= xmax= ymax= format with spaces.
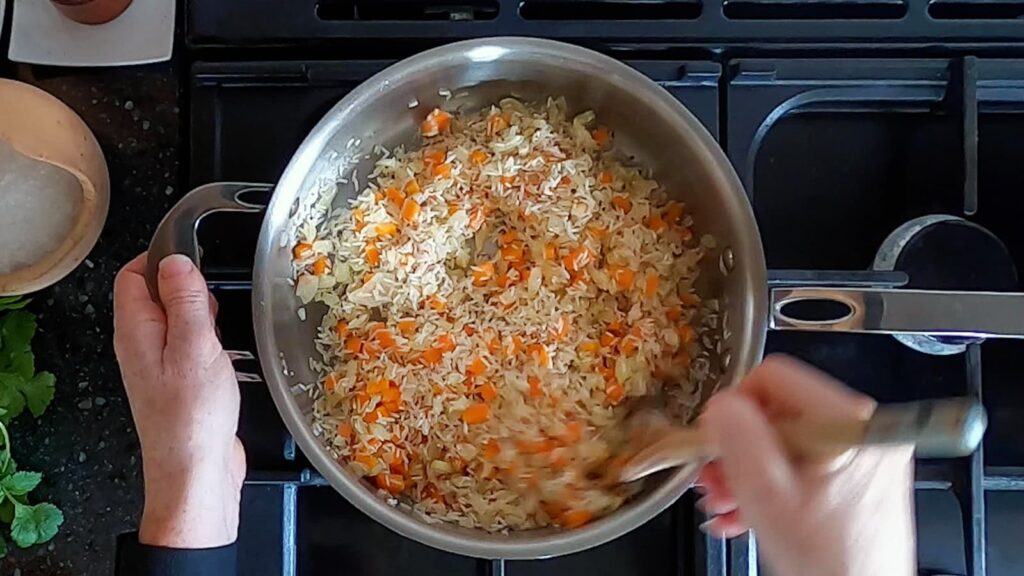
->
xmin=873 ymin=214 xmax=1018 ymax=355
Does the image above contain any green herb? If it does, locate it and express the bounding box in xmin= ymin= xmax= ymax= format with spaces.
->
xmin=0 ymin=306 xmax=56 ymax=424
xmin=0 ymin=421 xmax=63 ymax=554
xmin=0 ymin=297 xmax=63 ymax=556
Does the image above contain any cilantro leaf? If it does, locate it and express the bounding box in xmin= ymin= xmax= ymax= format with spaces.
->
xmin=0 ymin=311 xmax=35 ymax=357
xmin=0 ymin=375 xmax=27 ymax=424
xmin=0 ymin=501 xmax=12 ymax=525
xmin=1 ymin=472 xmax=41 ymax=496
xmin=21 ymin=372 xmax=54 ymax=418
xmin=10 ymin=502 xmax=63 ymax=548
xmin=8 ymin=350 xmax=34 ymax=380
xmin=0 ymin=297 xmax=29 ymax=313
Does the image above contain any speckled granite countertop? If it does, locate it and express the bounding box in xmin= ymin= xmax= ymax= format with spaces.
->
xmin=0 ymin=60 xmax=181 ymax=575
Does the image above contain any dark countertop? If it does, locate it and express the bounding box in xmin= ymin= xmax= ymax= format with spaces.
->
xmin=0 ymin=61 xmax=181 ymax=575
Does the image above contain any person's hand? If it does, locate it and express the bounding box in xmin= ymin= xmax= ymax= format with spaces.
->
xmin=113 ymin=252 xmax=246 ymax=548
xmin=699 ymin=355 xmax=915 ymax=576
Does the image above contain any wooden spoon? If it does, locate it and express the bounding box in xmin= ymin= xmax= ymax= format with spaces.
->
xmin=613 ymin=397 xmax=987 ymax=484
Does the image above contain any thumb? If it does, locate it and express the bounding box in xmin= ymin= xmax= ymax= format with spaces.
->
xmin=703 ymin=390 xmax=799 ymax=528
xmin=158 ymin=254 xmax=215 ymax=360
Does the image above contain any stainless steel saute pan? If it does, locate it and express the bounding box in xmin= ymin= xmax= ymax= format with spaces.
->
xmin=144 ymin=37 xmax=1016 ymax=559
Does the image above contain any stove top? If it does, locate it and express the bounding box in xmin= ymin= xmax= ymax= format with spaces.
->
xmin=183 ymin=3 xmax=1024 ymax=574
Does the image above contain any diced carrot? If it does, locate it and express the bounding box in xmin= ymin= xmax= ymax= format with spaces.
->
xmin=468 ymin=207 xmax=486 ymax=231
xmin=488 ymin=114 xmax=508 ymax=134
xmin=337 ymin=421 xmax=353 ymax=440
xmin=482 ymin=439 xmax=501 ymax=460
xmin=467 ymin=357 xmax=489 ymax=377
xmin=334 ymin=320 xmax=349 ymax=339
xmin=644 ymin=273 xmax=660 ymax=298
xmin=423 ymin=148 xmax=446 ymax=166
xmin=381 ymin=386 xmax=401 ymax=404
xmin=354 ymin=391 xmax=370 ymax=411
xmin=607 ymin=320 xmax=625 ymax=335
xmin=385 ymin=186 xmax=405 ymax=209
xmin=500 ymin=175 xmax=516 ymax=185
xmin=494 ymin=272 xmax=511 ymax=289
xmin=608 ymin=266 xmax=635 ymax=290
xmin=528 ymin=344 xmax=551 ymax=369
xmin=367 ymin=378 xmax=390 ymax=396
xmin=374 ymin=222 xmax=398 ymax=237
xmin=462 ymin=403 xmax=491 ymax=424
xmin=354 ymin=453 xmax=379 ymax=472
xmin=345 ymin=336 xmax=363 ymax=355
xmin=364 ymin=406 xmax=389 ymax=424
xmin=436 ymin=333 xmax=456 ymax=353
xmin=666 ymin=305 xmax=682 ymax=321
xmin=511 ymin=334 xmax=525 ymax=356
xmin=678 ymin=324 xmax=696 ymax=344
xmin=559 ymin=509 xmax=594 ymax=529
xmin=373 ymin=328 xmax=396 ymax=349
xmin=646 ymin=214 xmax=667 ymax=233
xmin=365 ymin=244 xmax=381 ymax=267
xmin=404 ymin=179 xmax=421 ymax=195
xmin=401 ymin=198 xmax=421 ymax=224
xmin=528 ymin=376 xmax=543 ymax=398
xmin=374 ymin=190 xmax=385 ymax=203
xmin=679 ymin=227 xmax=694 ymax=242
xmin=471 ymin=261 xmax=495 ymax=286
xmin=311 ymin=256 xmax=329 ymax=276
xmin=463 ymin=324 xmax=476 ymax=336
xmin=680 ymin=292 xmax=701 ymax=306
xmin=470 ymin=149 xmax=489 ymax=166
xmin=562 ymin=246 xmax=592 ymax=273
xmin=487 ymin=335 xmax=501 ymax=355
xmin=543 ymin=242 xmax=558 ymax=261
xmin=611 ymin=195 xmax=632 ymax=213
xmin=664 ymin=201 xmax=685 ymax=225
xmin=352 ymin=208 xmax=366 ymax=231
xmin=591 ymin=126 xmax=611 ymax=146
xmin=620 ymin=338 xmax=638 ymax=357
xmin=561 ymin=421 xmax=583 ymax=444
xmin=292 ymin=242 xmax=313 ymax=260
xmin=433 ymin=163 xmax=452 ymax=179
xmin=420 ymin=348 xmax=443 ymax=366
xmin=374 ymin=473 xmax=407 ymax=494
xmin=426 ymin=295 xmax=447 ymax=312
xmin=397 ymin=319 xmax=417 ymax=336
xmin=586 ymin=224 xmax=607 ymax=240
xmin=578 ymin=340 xmax=601 ymax=355
xmin=516 ymin=438 xmax=557 ymax=454
xmin=605 ymin=382 xmax=625 ymax=405
xmin=598 ymin=170 xmax=613 ymax=185
xmin=479 ymin=382 xmax=498 ymax=402
xmin=420 ymin=108 xmax=451 ymax=137
xmin=362 ymin=341 xmax=381 ymax=358
xmin=500 ymin=244 xmax=524 ymax=262
xmin=599 ymin=331 xmax=617 ymax=348
xmin=498 ymin=230 xmax=518 ymax=246
xmin=324 ymin=373 xmax=338 ymax=393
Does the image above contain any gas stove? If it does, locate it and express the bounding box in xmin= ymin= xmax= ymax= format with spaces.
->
xmin=184 ymin=2 xmax=1024 ymax=575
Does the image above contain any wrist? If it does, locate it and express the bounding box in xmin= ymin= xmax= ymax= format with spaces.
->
xmin=139 ymin=463 xmax=241 ymax=548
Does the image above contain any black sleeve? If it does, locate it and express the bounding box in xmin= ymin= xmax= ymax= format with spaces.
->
xmin=115 ymin=532 xmax=237 ymax=576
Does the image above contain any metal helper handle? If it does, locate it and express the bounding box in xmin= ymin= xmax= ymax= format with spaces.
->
xmin=145 ymin=182 xmax=272 ymax=302
xmin=770 ymin=287 xmax=1024 ymax=339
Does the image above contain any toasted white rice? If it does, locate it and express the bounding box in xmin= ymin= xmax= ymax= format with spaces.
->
xmin=292 ymin=97 xmax=713 ymax=531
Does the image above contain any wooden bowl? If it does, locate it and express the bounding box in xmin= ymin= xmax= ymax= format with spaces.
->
xmin=0 ymin=79 xmax=109 ymax=295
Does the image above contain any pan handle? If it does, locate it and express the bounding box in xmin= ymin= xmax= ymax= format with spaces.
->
xmin=145 ymin=182 xmax=272 ymax=302
xmin=770 ymin=287 xmax=1024 ymax=339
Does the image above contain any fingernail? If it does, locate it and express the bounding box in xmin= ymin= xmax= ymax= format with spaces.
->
xmin=159 ymin=254 xmax=195 ymax=279
xmin=698 ymin=519 xmax=715 ymax=534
